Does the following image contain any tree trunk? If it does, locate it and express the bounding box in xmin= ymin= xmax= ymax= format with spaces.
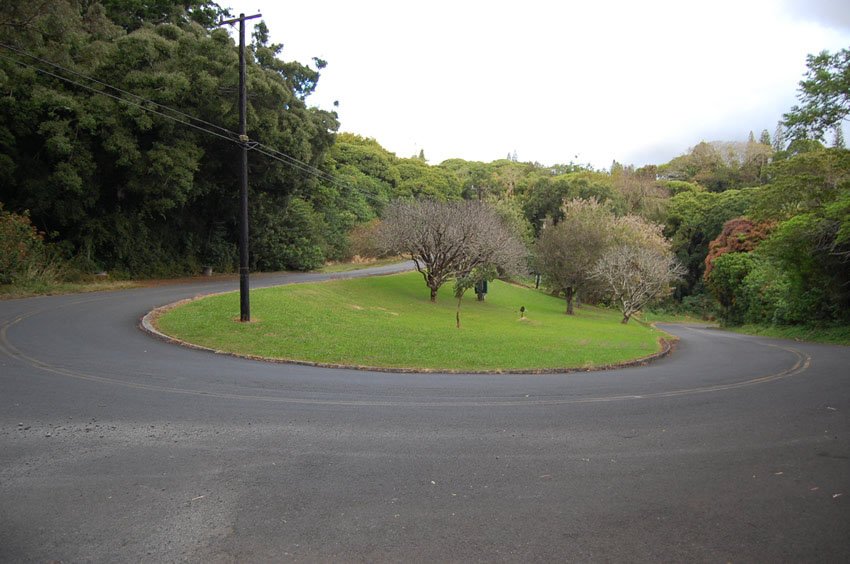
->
xmin=430 ymin=287 xmax=437 ymax=302
xmin=565 ymin=287 xmax=575 ymax=315
xmin=621 ymin=315 xmax=630 ymax=324
xmin=456 ymin=295 xmax=462 ymax=328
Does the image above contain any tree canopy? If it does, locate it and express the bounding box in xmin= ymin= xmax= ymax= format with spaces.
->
xmin=0 ymin=0 xmax=340 ymax=275
xmin=783 ymin=48 xmax=850 ymax=143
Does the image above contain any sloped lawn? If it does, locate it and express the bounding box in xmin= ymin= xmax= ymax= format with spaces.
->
xmin=154 ymin=271 xmax=666 ymax=372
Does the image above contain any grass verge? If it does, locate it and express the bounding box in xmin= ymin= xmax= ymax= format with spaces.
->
xmin=0 ymin=280 xmax=142 ymax=299
xmin=724 ymin=323 xmax=850 ymax=346
xmin=153 ymin=271 xmax=669 ymax=372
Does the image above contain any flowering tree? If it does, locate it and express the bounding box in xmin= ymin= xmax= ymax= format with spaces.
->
xmin=591 ymin=245 xmax=686 ymax=324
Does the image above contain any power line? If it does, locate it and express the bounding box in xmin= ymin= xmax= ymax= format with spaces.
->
xmin=251 ymin=144 xmax=388 ymax=206
xmin=0 ymin=42 xmax=387 ymax=205
xmin=254 ymin=143 xmax=351 ymax=188
xmin=0 ymin=51 xmax=239 ymax=146
xmin=0 ymin=40 xmax=240 ymax=142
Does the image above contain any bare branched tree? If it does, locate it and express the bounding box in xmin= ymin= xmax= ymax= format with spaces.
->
xmin=591 ymin=245 xmax=686 ymax=324
xmin=377 ymin=200 xmax=527 ymax=302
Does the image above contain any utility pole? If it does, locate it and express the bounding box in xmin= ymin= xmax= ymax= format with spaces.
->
xmin=220 ymin=12 xmax=261 ymax=322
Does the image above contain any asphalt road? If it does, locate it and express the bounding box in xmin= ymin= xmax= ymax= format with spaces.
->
xmin=1 ymin=264 xmax=848 ymax=562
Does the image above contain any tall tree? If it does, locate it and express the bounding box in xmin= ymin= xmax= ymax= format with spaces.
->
xmin=659 ymin=142 xmax=740 ymax=192
xmin=99 ymin=1 xmax=227 ymax=31
xmin=773 ymin=122 xmax=786 ymax=152
xmin=742 ymin=136 xmax=773 ymax=186
xmin=532 ymin=198 xmax=615 ymax=314
xmin=783 ymin=48 xmax=850 ymax=142
xmin=396 ymin=158 xmax=462 ymax=201
xmin=663 ymin=187 xmax=759 ymax=297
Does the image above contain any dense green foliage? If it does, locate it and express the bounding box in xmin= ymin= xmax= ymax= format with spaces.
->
xmin=702 ymin=148 xmax=850 ymax=326
xmin=0 ymin=0 xmax=343 ymax=275
xmin=664 ymin=187 xmax=758 ymax=298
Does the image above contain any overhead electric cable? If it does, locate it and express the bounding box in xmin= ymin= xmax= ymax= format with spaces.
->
xmin=0 ymin=43 xmax=387 ymax=205
xmin=251 ymin=145 xmax=387 ymax=205
xmin=0 ymin=41 xmax=240 ymax=142
xmin=0 ymin=51 xmax=239 ymax=145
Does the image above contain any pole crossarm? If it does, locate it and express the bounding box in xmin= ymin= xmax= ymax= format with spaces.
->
xmin=219 ymin=13 xmax=263 ymax=26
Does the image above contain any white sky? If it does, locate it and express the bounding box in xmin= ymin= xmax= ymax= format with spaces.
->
xmin=223 ymin=0 xmax=850 ymax=169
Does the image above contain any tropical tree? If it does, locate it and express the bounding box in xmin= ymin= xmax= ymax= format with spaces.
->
xmin=783 ymin=48 xmax=850 ymax=142
xmin=663 ymin=187 xmax=759 ymax=297
xmin=698 ymin=147 xmax=850 ymax=325
xmin=522 ymin=171 xmax=614 ymax=234
xmin=703 ymin=218 xmax=774 ymax=280
xmin=328 ymin=133 xmax=401 ymax=212
xmin=532 ymin=198 xmax=615 ymax=314
xmin=705 ymin=251 xmax=757 ymax=324
xmin=396 ymin=158 xmax=462 ymax=201
xmin=440 ymin=159 xmax=494 ymax=201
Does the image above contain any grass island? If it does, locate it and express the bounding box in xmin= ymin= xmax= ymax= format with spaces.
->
xmin=153 ymin=271 xmax=670 ymax=372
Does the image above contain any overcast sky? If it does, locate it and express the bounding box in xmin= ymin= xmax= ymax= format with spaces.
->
xmin=224 ymin=0 xmax=850 ymax=169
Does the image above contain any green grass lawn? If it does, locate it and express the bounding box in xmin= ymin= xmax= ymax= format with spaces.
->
xmin=154 ymin=272 xmax=668 ymax=372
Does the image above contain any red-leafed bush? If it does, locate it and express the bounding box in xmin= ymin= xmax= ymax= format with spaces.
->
xmin=704 ymin=217 xmax=774 ymax=280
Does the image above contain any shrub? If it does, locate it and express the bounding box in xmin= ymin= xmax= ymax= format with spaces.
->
xmin=348 ymin=219 xmax=387 ymax=259
xmin=681 ymin=292 xmax=718 ymax=320
xmin=251 ymin=196 xmax=327 ymax=272
xmin=706 ymin=251 xmax=755 ymax=325
xmin=741 ymin=259 xmax=793 ymax=325
xmin=704 ymin=217 xmax=773 ymax=280
xmin=0 ymin=204 xmax=64 ymax=286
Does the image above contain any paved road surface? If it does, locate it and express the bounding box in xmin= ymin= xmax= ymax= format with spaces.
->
xmin=1 ymin=264 xmax=848 ymax=562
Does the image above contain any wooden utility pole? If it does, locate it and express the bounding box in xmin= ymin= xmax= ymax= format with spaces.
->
xmin=220 ymin=12 xmax=261 ymax=322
